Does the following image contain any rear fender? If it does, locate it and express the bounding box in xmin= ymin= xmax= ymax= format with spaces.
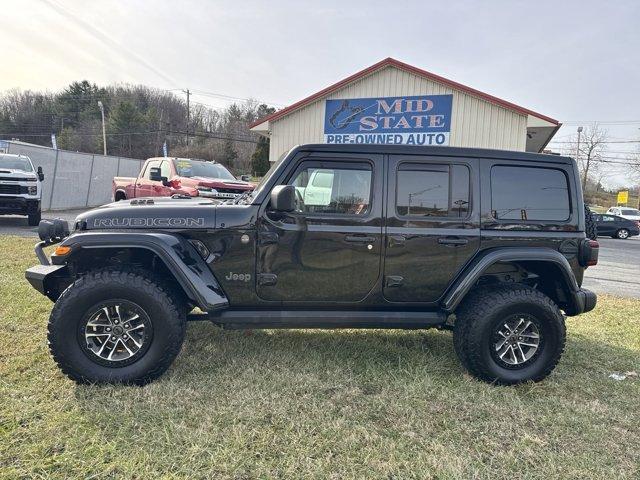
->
xmin=442 ymin=248 xmax=585 ymax=316
xmin=56 ymin=232 xmax=228 ymax=311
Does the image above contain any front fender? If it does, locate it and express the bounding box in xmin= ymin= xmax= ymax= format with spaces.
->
xmin=55 ymin=232 xmax=228 ymax=311
xmin=441 ymin=247 xmax=592 ymax=316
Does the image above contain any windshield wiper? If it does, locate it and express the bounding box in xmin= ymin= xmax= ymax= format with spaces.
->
xmin=234 ymin=191 xmax=253 ymax=204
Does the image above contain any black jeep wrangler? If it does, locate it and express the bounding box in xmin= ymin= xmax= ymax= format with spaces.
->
xmin=26 ymin=144 xmax=598 ymax=385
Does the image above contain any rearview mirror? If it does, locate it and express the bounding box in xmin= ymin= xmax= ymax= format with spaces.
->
xmin=240 ymin=175 xmax=250 ymax=182
xmin=37 ymin=166 xmax=44 ymax=181
xmin=149 ymin=166 xmax=170 ymax=186
xmin=270 ymin=185 xmax=296 ymax=212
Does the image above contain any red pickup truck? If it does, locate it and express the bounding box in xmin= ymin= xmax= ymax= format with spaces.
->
xmin=113 ymin=157 xmax=254 ymax=201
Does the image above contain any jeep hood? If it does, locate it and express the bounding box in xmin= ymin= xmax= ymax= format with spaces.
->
xmin=75 ymin=197 xmax=219 ymax=230
xmin=74 ymin=197 xmax=258 ymax=231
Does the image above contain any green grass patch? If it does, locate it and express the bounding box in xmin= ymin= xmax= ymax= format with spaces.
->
xmin=1 ymin=236 xmax=639 ymax=479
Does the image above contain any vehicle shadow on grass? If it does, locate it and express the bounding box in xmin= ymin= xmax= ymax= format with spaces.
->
xmin=76 ymin=321 xmax=639 ymax=398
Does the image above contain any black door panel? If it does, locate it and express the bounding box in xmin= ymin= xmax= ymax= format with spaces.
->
xmin=383 ymin=156 xmax=480 ymax=303
xmin=256 ymin=155 xmax=384 ymax=303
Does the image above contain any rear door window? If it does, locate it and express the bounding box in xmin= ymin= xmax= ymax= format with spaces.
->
xmin=396 ymin=164 xmax=470 ymax=218
xmin=143 ymin=160 xmax=160 ymax=180
xmin=491 ymin=166 xmax=570 ymax=221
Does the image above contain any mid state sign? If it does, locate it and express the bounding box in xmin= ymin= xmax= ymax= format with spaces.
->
xmin=324 ymin=94 xmax=453 ymax=146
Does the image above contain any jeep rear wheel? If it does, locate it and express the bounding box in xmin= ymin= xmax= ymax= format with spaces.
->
xmin=453 ymin=284 xmax=565 ymax=385
xmin=48 ymin=268 xmax=186 ymax=385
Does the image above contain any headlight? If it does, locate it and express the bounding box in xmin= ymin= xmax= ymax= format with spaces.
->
xmin=28 ymin=185 xmax=37 ymax=195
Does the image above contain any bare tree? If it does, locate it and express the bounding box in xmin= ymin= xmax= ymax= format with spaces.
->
xmin=564 ymin=124 xmax=609 ymax=192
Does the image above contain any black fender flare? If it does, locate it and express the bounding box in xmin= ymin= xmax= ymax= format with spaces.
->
xmin=441 ymin=248 xmax=591 ymax=316
xmin=56 ymin=232 xmax=228 ymax=311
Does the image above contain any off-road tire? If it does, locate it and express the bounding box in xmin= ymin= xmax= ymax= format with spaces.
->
xmin=584 ymin=203 xmax=597 ymax=240
xmin=615 ymin=228 xmax=630 ymax=239
xmin=28 ymin=210 xmax=41 ymax=226
xmin=48 ymin=268 xmax=186 ymax=385
xmin=453 ymin=284 xmax=566 ymax=385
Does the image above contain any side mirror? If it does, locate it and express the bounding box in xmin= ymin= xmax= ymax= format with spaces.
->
xmin=149 ymin=166 xmax=170 ymax=186
xmin=37 ymin=166 xmax=44 ymax=181
xmin=240 ymin=175 xmax=250 ymax=182
xmin=270 ymin=185 xmax=296 ymax=212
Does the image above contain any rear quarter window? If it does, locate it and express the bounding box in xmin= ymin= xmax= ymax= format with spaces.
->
xmin=491 ymin=166 xmax=570 ymax=221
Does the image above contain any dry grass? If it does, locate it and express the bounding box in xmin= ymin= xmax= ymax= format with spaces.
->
xmin=1 ymin=236 xmax=639 ymax=479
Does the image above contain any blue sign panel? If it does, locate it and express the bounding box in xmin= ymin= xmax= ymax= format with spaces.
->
xmin=324 ymin=94 xmax=453 ymax=146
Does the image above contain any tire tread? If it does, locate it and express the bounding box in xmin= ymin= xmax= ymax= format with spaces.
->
xmin=47 ymin=267 xmax=186 ymax=385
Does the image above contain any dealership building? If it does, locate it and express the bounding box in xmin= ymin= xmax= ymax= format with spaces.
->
xmin=250 ymin=58 xmax=560 ymax=161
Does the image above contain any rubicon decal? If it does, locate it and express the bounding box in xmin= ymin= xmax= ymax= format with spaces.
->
xmin=93 ymin=217 xmax=205 ymax=228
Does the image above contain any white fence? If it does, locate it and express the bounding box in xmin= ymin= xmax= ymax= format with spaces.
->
xmin=5 ymin=141 xmax=144 ymax=211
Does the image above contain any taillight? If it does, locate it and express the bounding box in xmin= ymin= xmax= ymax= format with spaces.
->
xmin=579 ymin=239 xmax=599 ymax=267
xmin=587 ymin=240 xmax=599 ymax=267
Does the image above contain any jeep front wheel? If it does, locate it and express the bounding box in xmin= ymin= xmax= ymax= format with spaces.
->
xmin=48 ymin=268 xmax=186 ymax=385
xmin=453 ymin=284 xmax=566 ymax=385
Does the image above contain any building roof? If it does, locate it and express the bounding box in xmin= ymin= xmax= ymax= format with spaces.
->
xmin=249 ymin=57 xmax=560 ymax=130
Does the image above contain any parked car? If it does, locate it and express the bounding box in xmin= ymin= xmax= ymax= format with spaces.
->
xmin=27 ymin=144 xmax=598 ymax=386
xmin=606 ymin=206 xmax=640 ymax=222
xmin=113 ymin=157 xmax=253 ymax=201
xmin=594 ymin=213 xmax=640 ymax=239
xmin=0 ymin=153 xmax=44 ymax=226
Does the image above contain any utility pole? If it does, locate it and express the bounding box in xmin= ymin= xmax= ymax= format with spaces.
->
xmin=577 ymin=126 xmax=588 ymax=191
xmin=183 ymin=89 xmax=190 ymax=146
xmin=97 ymin=101 xmax=107 ymax=156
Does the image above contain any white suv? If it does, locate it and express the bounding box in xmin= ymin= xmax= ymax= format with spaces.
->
xmin=0 ymin=153 xmax=44 ymax=226
xmin=606 ymin=206 xmax=640 ymax=222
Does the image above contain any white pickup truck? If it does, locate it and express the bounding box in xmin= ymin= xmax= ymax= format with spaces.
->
xmin=0 ymin=153 xmax=44 ymax=225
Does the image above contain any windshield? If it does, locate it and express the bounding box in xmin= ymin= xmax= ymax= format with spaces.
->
xmin=172 ymin=159 xmax=235 ymax=180
xmin=621 ymin=209 xmax=640 ymax=215
xmin=0 ymin=155 xmax=33 ymax=172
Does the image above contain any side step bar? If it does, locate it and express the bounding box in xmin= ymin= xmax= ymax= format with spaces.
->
xmin=187 ymin=310 xmax=447 ymax=330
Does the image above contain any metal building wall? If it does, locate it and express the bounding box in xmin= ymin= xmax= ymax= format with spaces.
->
xmin=268 ymin=66 xmax=528 ymax=161
xmin=7 ymin=141 xmax=144 ymax=211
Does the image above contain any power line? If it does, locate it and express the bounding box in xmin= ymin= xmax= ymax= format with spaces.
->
xmin=550 ymin=140 xmax=640 ymax=144
xmin=190 ymin=89 xmax=286 ymax=107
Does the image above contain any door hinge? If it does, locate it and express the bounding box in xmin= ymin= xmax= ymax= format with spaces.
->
xmin=258 ymin=232 xmax=279 ymax=246
xmin=385 ymin=275 xmax=404 ymax=287
xmin=257 ymin=273 xmax=278 ymax=286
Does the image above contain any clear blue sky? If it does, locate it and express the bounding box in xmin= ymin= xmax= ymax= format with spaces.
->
xmin=2 ymin=0 xmax=639 ymax=185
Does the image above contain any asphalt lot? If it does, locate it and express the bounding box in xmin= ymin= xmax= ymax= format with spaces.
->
xmin=2 ymin=209 xmax=639 ymax=298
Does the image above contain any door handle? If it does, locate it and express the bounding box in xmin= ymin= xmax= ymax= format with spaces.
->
xmin=388 ymin=234 xmax=406 ymax=248
xmin=438 ymin=237 xmax=468 ymax=246
xmin=344 ymin=235 xmax=376 ymax=243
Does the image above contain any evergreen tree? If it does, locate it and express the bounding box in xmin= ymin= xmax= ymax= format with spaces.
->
xmin=107 ymin=101 xmax=144 ymax=157
xmin=221 ymin=137 xmax=238 ymax=170
xmin=251 ymin=136 xmax=271 ymax=176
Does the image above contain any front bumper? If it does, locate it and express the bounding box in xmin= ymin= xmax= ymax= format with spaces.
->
xmin=25 ymin=264 xmax=67 ymax=299
xmin=197 ymin=190 xmax=245 ymax=199
xmin=0 ymin=196 xmax=40 ymax=215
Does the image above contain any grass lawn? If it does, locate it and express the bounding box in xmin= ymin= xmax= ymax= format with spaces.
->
xmin=1 ymin=235 xmax=639 ymax=479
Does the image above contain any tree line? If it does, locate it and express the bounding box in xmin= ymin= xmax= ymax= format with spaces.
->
xmin=0 ymin=80 xmax=274 ymax=176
